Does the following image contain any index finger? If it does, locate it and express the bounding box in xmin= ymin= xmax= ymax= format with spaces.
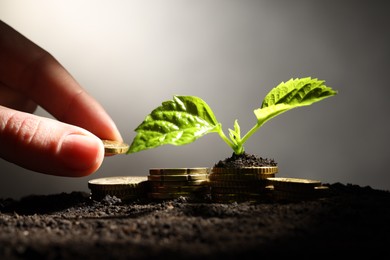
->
xmin=0 ymin=20 xmax=122 ymax=141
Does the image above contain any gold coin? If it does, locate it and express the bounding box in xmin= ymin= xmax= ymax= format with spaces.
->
xmin=209 ymin=180 xmax=268 ymax=188
xmin=315 ymin=185 xmax=329 ymax=191
xmin=88 ymin=176 xmax=149 ymax=201
xmin=212 ymin=166 xmax=278 ymax=175
xmin=102 ymin=139 xmax=129 ymax=155
xmin=147 ymin=174 xmax=208 ymax=182
xmin=209 ymin=173 xmax=275 ymax=181
xmin=271 ymin=183 xmax=329 ymax=201
xmin=88 ymin=176 xmax=147 ymax=187
xmin=149 ymin=167 xmax=210 ymax=176
xmin=149 ymin=180 xmax=208 ymax=187
xmin=267 ymin=177 xmax=321 ymax=191
xmin=150 ymin=185 xmax=209 ymax=193
xmin=210 ymin=167 xmax=278 ymax=181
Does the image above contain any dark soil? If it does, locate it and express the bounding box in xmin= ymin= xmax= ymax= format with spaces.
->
xmin=1 ymin=182 xmax=390 ymax=259
xmin=214 ymin=152 xmax=277 ymax=168
xmin=1 ymin=154 xmax=389 ymax=259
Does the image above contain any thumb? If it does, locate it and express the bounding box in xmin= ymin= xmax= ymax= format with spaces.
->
xmin=0 ymin=106 xmax=104 ymax=177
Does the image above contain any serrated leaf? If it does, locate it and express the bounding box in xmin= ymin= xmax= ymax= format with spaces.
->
xmin=254 ymin=77 xmax=337 ymax=126
xmin=128 ymin=95 xmax=220 ymax=153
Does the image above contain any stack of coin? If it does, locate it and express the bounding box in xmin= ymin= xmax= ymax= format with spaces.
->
xmin=209 ymin=167 xmax=278 ymax=203
xmin=88 ymin=176 xmax=149 ymax=201
xmin=147 ymin=168 xmax=210 ymax=200
xmin=266 ymin=177 xmax=329 ymax=201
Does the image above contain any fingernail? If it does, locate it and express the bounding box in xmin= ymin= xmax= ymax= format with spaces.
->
xmin=60 ymin=134 xmax=104 ymax=173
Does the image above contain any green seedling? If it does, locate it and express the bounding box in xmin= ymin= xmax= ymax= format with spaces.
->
xmin=127 ymin=77 xmax=337 ymax=155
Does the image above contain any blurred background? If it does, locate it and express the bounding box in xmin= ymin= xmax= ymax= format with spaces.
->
xmin=1 ymin=0 xmax=389 ymax=199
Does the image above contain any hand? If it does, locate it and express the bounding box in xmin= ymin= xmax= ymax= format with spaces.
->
xmin=0 ymin=20 xmax=123 ymax=177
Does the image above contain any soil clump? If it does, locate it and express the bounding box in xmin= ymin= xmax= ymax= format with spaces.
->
xmin=214 ymin=152 xmax=277 ymax=168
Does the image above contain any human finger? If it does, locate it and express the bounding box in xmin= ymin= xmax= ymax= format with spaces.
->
xmin=0 ymin=82 xmax=37 ymax=113
xmin=0 ymin=20 xmax=122 ymax=142
xmin=0 ymin=105 xmax=104 ymax=177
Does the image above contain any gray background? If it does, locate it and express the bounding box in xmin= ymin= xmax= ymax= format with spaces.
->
xmin=1 ymin=0 xmax=389 ymax=199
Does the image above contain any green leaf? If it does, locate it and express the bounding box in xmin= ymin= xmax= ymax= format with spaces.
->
xmin=228 ymin=120 xmax=241 ymax=143
xmin=254 ymin=77 xmax=337 ymax=126
xmin=228 ymin=120 xmax=241 ymax=145
xmin=127 ymin=95 xmax=220 ymax=153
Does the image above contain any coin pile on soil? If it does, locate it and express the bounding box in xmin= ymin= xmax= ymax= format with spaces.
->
xmin=1 ymin=182 xmax=390 ymax=259
xmin=147 ymin=168 xmax=210 ymax=200
xmin=214 ymin=152 xmax=277 ymax=168
xmin=1 ymin=152 xmax=389 ymax=259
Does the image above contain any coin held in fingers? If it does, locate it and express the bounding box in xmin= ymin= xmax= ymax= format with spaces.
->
xmin=101 ymin=140 xmax=130 ymax=155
